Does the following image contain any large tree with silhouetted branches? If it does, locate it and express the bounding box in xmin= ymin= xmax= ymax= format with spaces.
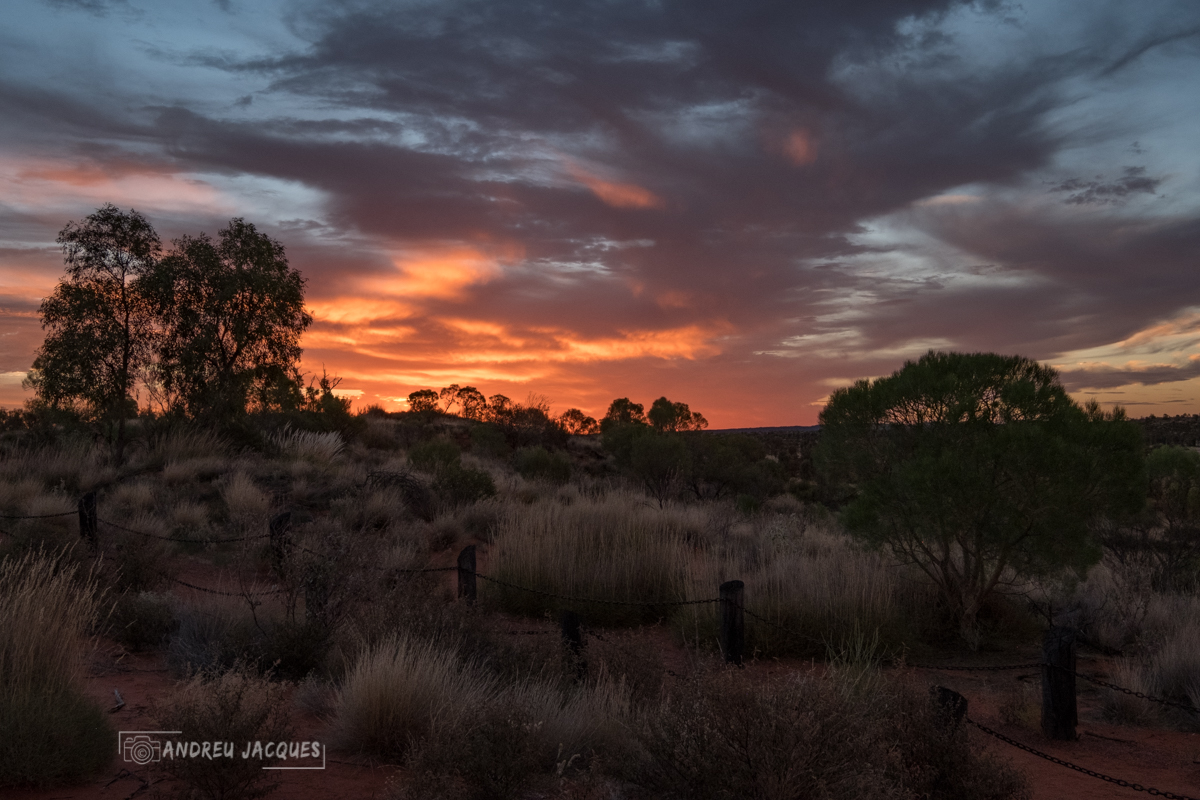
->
xmin=24 ymin=205 xmax=160 ymax=453
xmin=817 ymin=351 xmax=1144 ymax=644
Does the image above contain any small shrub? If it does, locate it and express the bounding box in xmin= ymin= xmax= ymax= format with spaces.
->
xmin=433 ymin=464 xmax=496 ymax=509
xmin=470 ymin=424 xmax=510 ymax=459
xmin=0 ymin=550 xmax=115 ymax=787
xmin=513 ymin=446 xmax=571 ymax=484
xmin=109 ymin=591 xmax=178 ymax=652
xmin=153 ymin=666 xmax=293 ymax=800
xmin=167 ymin=600 xmax=260 ymax=675
xmin=409 ymin=438 xmax=461 ymax=473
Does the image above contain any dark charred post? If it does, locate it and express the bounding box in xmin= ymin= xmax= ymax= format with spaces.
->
xmin=561 ymin=610 xmax=586 ymax=682
xmin=1042 ymin=626 xmax=1078 ymax=740
xmin=719 ymin=580 xmax=745 ymax=666
xmin=268 ymin=511 xmax=293 ymax=575
xmin=457 ymin=545 xmax=477 ymax=604
xmin=78 ymin=492 xmax=97 ymax=551
xmin=930 ymin=686 xmax=968 ymax=727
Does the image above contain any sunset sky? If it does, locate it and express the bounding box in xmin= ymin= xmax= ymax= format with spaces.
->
xmin=2 ymin=0 xmax=1199 ymax=426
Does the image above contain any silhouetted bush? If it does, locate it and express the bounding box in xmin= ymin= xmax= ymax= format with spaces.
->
xmin=433 ymin=464 xmax=497 ymax=509
xmin=409 ymin=438 xmax=462 ymax=473
xmin=108 ymin=591 xmax=178 ymax=652
xmin=470 ymin=423 xmax=511 ymax=458
xmin=513 ymin=446 xmax=571 ymax=484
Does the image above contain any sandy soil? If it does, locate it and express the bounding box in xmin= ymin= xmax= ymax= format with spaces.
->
xmin=10 ymin=550 xmax=1200 ymax=799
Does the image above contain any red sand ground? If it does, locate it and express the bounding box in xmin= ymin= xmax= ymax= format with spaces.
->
xmin=10 ymin=551 xmax=1200 ymax=799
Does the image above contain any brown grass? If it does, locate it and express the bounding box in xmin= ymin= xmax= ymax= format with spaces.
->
xmin=0 ymin=549 xmax=114 ymax=787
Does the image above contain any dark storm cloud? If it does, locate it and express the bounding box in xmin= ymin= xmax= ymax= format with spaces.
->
xmin=5 ymin=0 xmax=1200 ymax=418
xmin=122 ymin=0 xmax=1092 ymax=344
xmin=1060 ymin=361 xmax=1200 ymax=390
xmin=40 ymin=0 xmax=130 ymax=15
xmin=855 ymin=204 xmax=1200 ymax=360
xmin=1048 ymin=167 xmax=1163 ymax=205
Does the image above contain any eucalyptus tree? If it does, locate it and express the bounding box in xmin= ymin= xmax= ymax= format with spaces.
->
xmin=817 ymin=351 xmax=1144 ymax=643
xmin=25 ymin=205 xmax=161 ymax=453
xmin=143 ymin=219 xmax=312 ymax=418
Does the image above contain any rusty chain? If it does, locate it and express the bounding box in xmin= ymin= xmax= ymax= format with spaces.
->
xmin=968 ymin=717 xmax=1199 ymax=800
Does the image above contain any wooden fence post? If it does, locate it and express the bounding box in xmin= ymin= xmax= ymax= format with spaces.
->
xmin=930 ymin=685 xmax=968 ymax=727
xmin=561 ymin=610 xmax=586 ymax=682
xmin=268 ymin=511 xmax=292 ymax=575
xmin=719 ymin=579 xmax=745 ymax=666
xmin=1041 ymin=626 xmax=1077 ymax=740
xmin=457 ymin=545 xmax=477 ymax=604
xmin=78 ymin=492 xmax=97 ymax=552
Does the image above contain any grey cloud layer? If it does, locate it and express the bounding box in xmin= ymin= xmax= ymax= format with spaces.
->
xmin=6 ymin=0 xmax=1200 ymax=412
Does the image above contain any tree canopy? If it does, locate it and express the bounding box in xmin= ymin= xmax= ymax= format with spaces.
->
xmin=817 ymin=351 xmax=1144 ymax=642
xmin=24 ymin=205 xmax=161 ymax=449
xmin=27 ymin=207 xmax=314 ymax=428
xmin=143 ymin=219 xmax=311 ymax=418
xmin=648 ymin=396 xmax=708 ymax=432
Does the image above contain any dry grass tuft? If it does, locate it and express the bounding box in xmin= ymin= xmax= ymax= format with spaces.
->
xmin=272 ymin=427 xmax=345 ymax=462
xmin=221 ymin=471 xmax=270 ymax=528
xmin=0 ymin=549 xmax=114 ymax=787
xmin=485 ymin=491 xmax=693 ymax=624
xmin=333 ymin=633 xmax=497 ymax=760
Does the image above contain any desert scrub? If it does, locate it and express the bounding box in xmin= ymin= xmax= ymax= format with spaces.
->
xmin=484 ymin=491 xmax=694 ymax=625
xmin=512 ymin=445 xmax=571 ymax=484
xmin=0 ymin=550 xmax=115 ymax=787
xmin=220 ymin=471 xmax=270 ymax=530
xmin=677 ymin=517 xmax=937 ymax=658
xmin=271 ymin=426 xmax=345 ymax=462
xmin=152 ymin=665 xmax=293 ymax=800
xmin=632 ymin=668 xmax=1029 ymax=800
xmin=109 ymin=590 xmax=178 ymax=651
xmin=333 ymin=633 xmax=497 ymax=760
xmin=399 ymin=677 xmax=631 ymax=800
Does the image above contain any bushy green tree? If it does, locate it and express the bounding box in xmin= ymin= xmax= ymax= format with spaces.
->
xmin=817 ymin=351 xmax=1144 ymax=642
xmin=648 ymin=397 xmax=708 ymax=432
xmin=24 ymin=205 xmax=161 ymax=453
xmin=558 ymin=407 xmax=599 ymax=435
xmin=631 ymin=432 xmax=691 ymax=506
xmin=1101 ymin=445 xmax=1200 ymax=590
xmin=407 ymin=389 xmax=440 ymax=413
xmin=685 ymin=434 xmax=785 ymax=500
xmin=512 ymin=446 xmax=571 ymax=484
xmin=601 ymin=397 xmax=646 ymax=431
xmin=143 ymin=219 xmax=311 ymax=418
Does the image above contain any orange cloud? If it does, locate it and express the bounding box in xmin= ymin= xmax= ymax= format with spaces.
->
xmin=564 ymin=162 xmax=664 ymax=209
xmin=360 ymin=243 xmax=521 ymax=300
xmin=783 ymin=129 xmax=818 ymax=166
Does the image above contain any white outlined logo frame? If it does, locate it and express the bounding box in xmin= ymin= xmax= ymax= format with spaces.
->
xmin=118 ymin=731 xmax=326 ymax=770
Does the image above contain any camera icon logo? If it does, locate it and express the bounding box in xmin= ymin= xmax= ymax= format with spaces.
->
xmin=119 ymin=731 xmax=176 ymax=765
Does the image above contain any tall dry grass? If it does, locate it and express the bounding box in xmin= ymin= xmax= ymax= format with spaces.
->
xmin=272 ymin=427 xmax=345 ymax=462
xmin=333 ymin=633 xmax=497 ymax=759
xmin=0 ymin=440 xmax=113 ymax=493
xmin=486 ymin=491 xmax=936 ymax=652
xmin=680 ymin=522 xmax=937 ymax=657
xmin=340 ymin=632 xmax=632 ymax=799
xmin=485 ymin=492 xmax=696 ymax=624
xmin=0 ymin=549 xmax=114 ymax=786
